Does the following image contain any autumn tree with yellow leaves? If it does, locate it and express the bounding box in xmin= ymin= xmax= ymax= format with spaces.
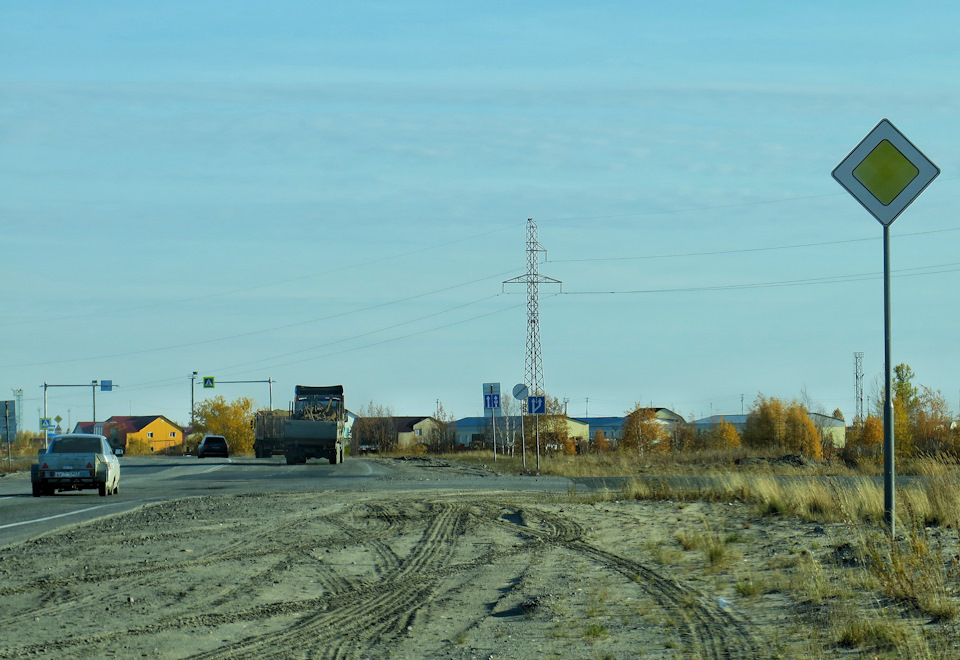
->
xmin=193 ymin=395 xmax=256 ymax=455
xmin=711 ymin=417 xmax=741 ymax=451
xmin=620 ymin=405 xmax=670 ymax=455
xmin=741 ymin=394 xmax=821 ymax=460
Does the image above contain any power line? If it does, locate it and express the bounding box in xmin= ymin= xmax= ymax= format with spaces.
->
xmin=553 ymin=261 xmax=960 ymax=296
xmin=0 ymin=269 xmax=522 ymax=369
xmin=549 ymin=226 xmax=960 ymax=264
xmin=0 ymin=225 xmax=523 ymax=328
xmin=115 ymin=295 xmax=527 ymax=392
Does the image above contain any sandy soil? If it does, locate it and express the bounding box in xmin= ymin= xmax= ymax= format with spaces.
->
xmin=0 ymin=459 xmax=957 ymax=659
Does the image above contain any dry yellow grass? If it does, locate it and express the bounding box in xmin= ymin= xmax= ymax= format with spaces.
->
xmin=442 ymin=448 xmax=960 ymax=655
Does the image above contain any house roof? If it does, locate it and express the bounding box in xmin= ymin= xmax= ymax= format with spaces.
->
xmin=104 ymin=415 xmax=183 ymax=433
xmin=73 ymin=421 xmax=98 ymax=433
xmin=692 ymin=414 xmax=749 ymax=426
xmin=391 ymin=416 xmax=430 ymax=433
xmin=693 ymin=412 xmax=845 ymax=427
xmin=808 ymin=412 xmax=846 ymax=427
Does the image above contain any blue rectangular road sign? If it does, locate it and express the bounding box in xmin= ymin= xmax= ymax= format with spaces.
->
xmin=527 ymin=396 xmax=546 ymax=415
xmin=100 ymin=380 xmax=113 ymax=392
xmin=484 ymin=394 xmax=501 ymax=409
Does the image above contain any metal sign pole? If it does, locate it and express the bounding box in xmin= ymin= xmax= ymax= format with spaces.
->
xmin=4 ymin=402 xmax=11 ymax=470
xmin=521 ymin=412 xmax=527 ymax=470
xmin=883 ymin=225 xmax=895 ymax=535
xmin=535 ymin=414 xmax=540 ymax=473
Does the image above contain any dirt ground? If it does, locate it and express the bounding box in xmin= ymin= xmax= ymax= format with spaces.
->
xmin=0 ymin=458 xmax=957 ymax=659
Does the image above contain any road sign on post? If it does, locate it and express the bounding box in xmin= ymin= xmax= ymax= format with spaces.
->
xmin=482 ymin=383 xmax=500 ymax=416
xmin=513 ymin=384 xmax=530 ymax=470
xmin=527 ymin=396 xmax=546 ymax=415
xmin=482 ymin=383 xmax=501 ymax=460
xmin=833 ymin=119 xmax=940 ymax=226
xmin=833 ymin=118 xmax=939 ymax=538
xmin=203 ymin=377 xmax=215 ymax=388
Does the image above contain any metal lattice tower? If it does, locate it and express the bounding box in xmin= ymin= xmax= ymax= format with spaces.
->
xmin=854 ymin=351 xmax=864 ymax=422
xmin=503 ymin=218 xmax=561 ymax=397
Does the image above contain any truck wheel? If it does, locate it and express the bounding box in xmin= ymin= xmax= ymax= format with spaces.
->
xmin=98 ymin=482 xmax=107 ymax=497
xmin=32 ymin=483 xmax=41 ymax=497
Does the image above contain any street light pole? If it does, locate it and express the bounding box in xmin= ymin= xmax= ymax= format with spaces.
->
xmin=190 ymin=372 xmax=198 ymax=431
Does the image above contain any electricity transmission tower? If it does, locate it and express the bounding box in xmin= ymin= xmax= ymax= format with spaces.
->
xmin=503 ymin=218 xmax=561 ymax=399
xmin=854 ymin=351 xmax=864 ymax=422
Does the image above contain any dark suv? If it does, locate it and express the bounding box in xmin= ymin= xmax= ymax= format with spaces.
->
xmin=197 ymin=435 xmax=229 ymax=459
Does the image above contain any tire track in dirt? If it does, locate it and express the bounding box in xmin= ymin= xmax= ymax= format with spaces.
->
xmin=0 ymin=496 xmax=390 ymax=646
xmin=498 ymin=506 xmax=760 ymax=660
xmin=0 ymin=502 xmax=350 ymax=629
xmin=0 ymin=491 xmax=761 ymax=660
xmin=185 ymin=501 xmax=471 ymax=660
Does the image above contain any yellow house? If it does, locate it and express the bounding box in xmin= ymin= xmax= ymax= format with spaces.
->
xmin=101 ymin=415 xmax=184 ymax=453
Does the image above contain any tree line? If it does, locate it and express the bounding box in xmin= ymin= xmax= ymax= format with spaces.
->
xmin=71 ymin=362 xmax=955 ymax=463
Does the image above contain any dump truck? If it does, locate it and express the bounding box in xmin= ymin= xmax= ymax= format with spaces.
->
xmin=254 ymin=385 xmax=346 ymax=465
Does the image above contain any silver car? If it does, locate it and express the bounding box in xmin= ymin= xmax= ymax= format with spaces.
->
xmin=31 ymin=433 xmax=122 ymax=497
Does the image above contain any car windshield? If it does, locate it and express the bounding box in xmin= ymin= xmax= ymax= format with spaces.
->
xmin=206 ymin=438 xmax=226 ymax=446
xmin=50 ymin=437 xmax=102 ymax=453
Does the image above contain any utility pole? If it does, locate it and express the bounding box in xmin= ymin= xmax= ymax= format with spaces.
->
xmin=854 ymin=352 xmax=864 ymax=423
xmin=190 ymin=372 xmax=198 ymax=431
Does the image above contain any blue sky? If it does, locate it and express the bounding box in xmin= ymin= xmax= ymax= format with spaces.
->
xmin=3 ymin=2 xmax=959 ymax=430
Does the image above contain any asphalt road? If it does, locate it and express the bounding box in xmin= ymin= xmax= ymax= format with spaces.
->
xmin=0 ymin=456 xmax=578 ymax=549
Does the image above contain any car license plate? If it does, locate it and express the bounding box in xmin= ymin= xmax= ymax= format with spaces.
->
xmin=54 ymin=471 xmax=84 ymax=478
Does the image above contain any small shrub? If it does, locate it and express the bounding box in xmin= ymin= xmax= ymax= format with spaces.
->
xmin=860 ymin=519 xmax=959 ymax=620
xmin=125 ymin=437 xmax=154 ymax=456
xmin=582 ymin=623 xmax=607 ymax=640
xmin=735 ymin=575 xmax=767 ymax=597
xmin=836 ymin=616 xmax=908 ymax=651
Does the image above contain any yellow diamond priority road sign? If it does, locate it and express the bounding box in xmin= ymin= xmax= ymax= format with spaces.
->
xmin=833 ymin=119 xmax=939 ymax=226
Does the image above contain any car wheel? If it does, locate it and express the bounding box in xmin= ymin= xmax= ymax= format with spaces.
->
xmin=98 ymin=482 xmax=107 ymax=497
xmin=32 ymin=483 xmax=41 ymax=497
xmin=114 ymin=483 xmax=119 ymax=495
